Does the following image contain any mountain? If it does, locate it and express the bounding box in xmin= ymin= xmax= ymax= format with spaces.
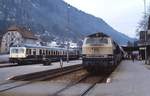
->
xmin=0 ymin=0 xmax=134 ymax=45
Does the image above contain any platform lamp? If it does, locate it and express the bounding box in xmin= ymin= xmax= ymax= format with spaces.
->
xmin=66 ymin=4 xmax=71 ymax=63
xmin=144 ymin=0 xmax=148 ymax=64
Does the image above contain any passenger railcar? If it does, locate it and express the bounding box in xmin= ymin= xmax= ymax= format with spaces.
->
xmin=9 ymin=45 xmax=79 ymax=65
xmin=82 ymin=32 xmax=123 ymax=73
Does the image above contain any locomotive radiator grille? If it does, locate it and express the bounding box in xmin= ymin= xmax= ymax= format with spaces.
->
xmin=82 ymin=46 xmax=113 ymax=55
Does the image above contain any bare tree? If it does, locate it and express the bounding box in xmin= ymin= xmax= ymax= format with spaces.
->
xmin=136 ymin=7 xmax=150 ymax=35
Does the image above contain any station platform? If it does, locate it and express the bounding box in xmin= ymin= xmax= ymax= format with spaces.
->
xmin=0 ymin=54 xmax=9 ymax=63
xmin=87 ymin=60 xmax=150 ymax=96
xmin=0 ymin=60 xmax=82 ymax=81
xmin=1 ymin=60 xmax=150 ymax=96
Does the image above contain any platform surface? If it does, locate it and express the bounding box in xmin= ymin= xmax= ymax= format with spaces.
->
xmin=0 ymin=54 xmax=9 ymax=63
xmin=86 ymin=60 xmax=150 ymax=96
xmin=1 ymin=60 xmax=150 ymax=96
xmin=0 ymin=60 xmax=82 ymax=81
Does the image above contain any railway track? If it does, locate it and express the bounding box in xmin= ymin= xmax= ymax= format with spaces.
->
xmin=50 ymin=73 xmax=90 ymax=96
xmin=0 ymin=64 xmax=83 ymax=93
xmin=49 ymin=69 xmax=112 ymax=96
xmin=79 ymin=76 xmax=106 ymax=96
xmin=49 ymin=74 xmax=107 ymax=96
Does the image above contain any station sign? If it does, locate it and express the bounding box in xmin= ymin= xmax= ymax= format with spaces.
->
xmin=139 ymin=47 xmax=146 ymax=50
xmin=148 ymin=30 xmax=150 ymax=35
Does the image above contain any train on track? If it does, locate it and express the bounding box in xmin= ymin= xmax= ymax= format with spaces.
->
xmin=82 ymin=32 xmax=123 ymax=73
xmin=9 ymin=45 xmax=79 ymax=65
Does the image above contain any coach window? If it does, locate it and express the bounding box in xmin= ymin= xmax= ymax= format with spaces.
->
xmin=60 ymin=51 xmax=62 ymax=55
xmin=58 ymin=51 xmax=60 ymax=55
xmin=55 ymin=51 xmax=56 ymax=55
xmin=49 ymin=51 xmax=50 ymax=55
xmin=59 ymin=51 xmax=60 ymax=55
xmin=29 ymin=49 xmax=31 ymax=55
xmin=28 ymin=49 xmax=31 ymax=55
xmin=55 ymin=51 xmax=57 ymax=55
xmin=49 ymin=50 xmax=50 ymax=55
xmin=52 ymin=51 xmax=54 ymax=55
xmin=26 ymin=49 xmax=29 ymax=54
xmin=33 ymin=49 xmax=36 ymax=55
xmin=58 ymin=51 xmax=59 ymax=55
xmin=61 ymin=51 xmax=63 ymax=55
xmin=50 ymin=50 xmax=52 ymax=55
xmin=56 ymin=51 xmax=58 ymax=55
xmin=54 ymin=51 xmax=56 ymax=55
xmin=51 ymin=51 xmax=52 ymax=55
xmin=39 ymin=49 xmax=42 ymax=55
xmin=59 ymin=51 xmax=61 ymax=55
xmin=51 ymin=51 xmax=53 ymax=55
xmin=43 ymin=50 xmax=45 ymax=55
xmin=46 ymin=50 xmax=48 ymax=55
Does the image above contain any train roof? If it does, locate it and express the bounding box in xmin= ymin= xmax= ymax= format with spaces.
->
xmin=86 ymin=32 xmax=109 ymax=38
xmin=10 ymin=45 xmax=76 ymax=51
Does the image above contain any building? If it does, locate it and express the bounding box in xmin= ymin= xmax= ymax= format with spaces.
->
xmin=0 ymin=35 xmax=2 ymax=53
xmin=138 ymin=16 xmax=150 ymax=60
xmin=1 ymin=25 xmax=40 ymax=53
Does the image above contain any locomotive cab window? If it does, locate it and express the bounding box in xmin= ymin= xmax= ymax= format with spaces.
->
xmin=85 ymin=37 xmax=108 ymax=45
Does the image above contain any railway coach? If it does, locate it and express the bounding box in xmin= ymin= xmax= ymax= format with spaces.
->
xmin=9 ymin=45 xmax=79 ymax=65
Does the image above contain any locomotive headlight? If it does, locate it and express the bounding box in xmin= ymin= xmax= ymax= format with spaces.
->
xmin=107 ymin=54 xmax=113 ymax=58
xmin=103 ymin=55 xmax=108 ymax=58
xmin=103 ymin=54 xmax=113 ymax=58
xmin=82 ymin=54 xmax=86 ymax=58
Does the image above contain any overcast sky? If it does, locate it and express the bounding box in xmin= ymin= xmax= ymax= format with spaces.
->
xmin=64 ymin=0 xmax=150 ymax=38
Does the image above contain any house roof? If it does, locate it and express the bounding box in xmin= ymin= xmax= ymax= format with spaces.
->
xmin=7 ymin=25 xmax=38 ymax=40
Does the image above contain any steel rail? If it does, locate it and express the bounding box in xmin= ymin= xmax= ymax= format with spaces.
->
xmin=79 ymin=77 xmax=106 ymax=96
xmin=0 ymin=64 xmax=83 ymax=92
xmin=50 ymin=73 xmax=90 ymax=96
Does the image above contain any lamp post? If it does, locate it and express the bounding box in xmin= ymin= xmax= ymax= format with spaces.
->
xmin=144 ymin=0 xmax=148 ymax=64
xmin=66 ymin=4 xmax=70 ymax=63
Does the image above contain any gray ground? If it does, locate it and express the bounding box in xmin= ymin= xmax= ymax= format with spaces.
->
xmin=1 ymin=60 xmax=150 ymax=96
xmin=86 ymin=60 xmax=150 ymax=96
xmin=0 ymin=60 xmax=82 ymax=81
xmin=0 ymin=54 xmax=9 ymax=63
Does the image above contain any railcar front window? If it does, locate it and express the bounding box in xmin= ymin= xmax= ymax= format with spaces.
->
xmin=11 ymin=49 xmax=18 ymax=53
xmin=86 ymin=38 xmax=108 ymax=45
xmin=19 ymin=49 xmax=24 ymax=53
xmin=11 ymin=48 xmax=24 ymax=54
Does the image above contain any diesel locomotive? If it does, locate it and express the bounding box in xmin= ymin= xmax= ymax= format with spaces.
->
xmin=82 ymin=32 xmax=123 ymax=73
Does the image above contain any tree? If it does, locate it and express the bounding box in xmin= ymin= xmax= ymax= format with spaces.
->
xmin=136 ymin=7 xmax=150 ymax=35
